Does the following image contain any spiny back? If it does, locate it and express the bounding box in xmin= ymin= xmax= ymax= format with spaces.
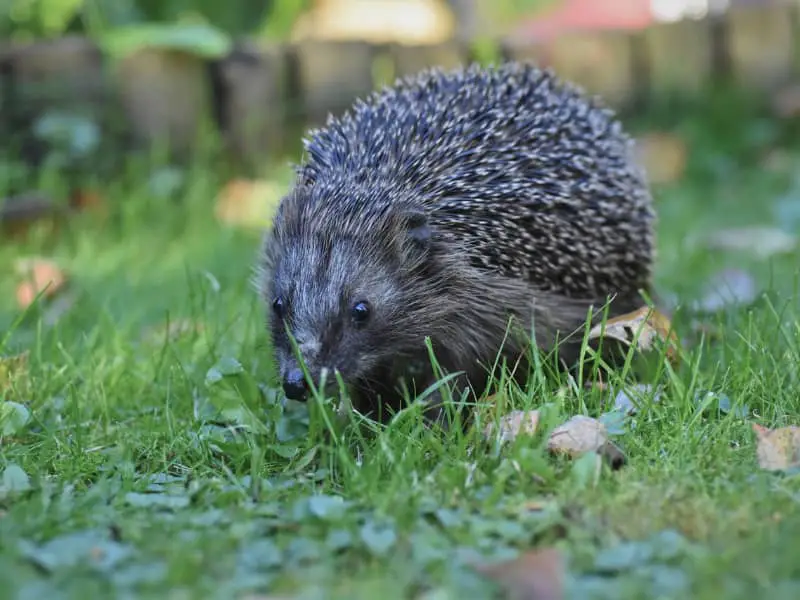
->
xmin=295 ymin=61 xmax=655 ymax=300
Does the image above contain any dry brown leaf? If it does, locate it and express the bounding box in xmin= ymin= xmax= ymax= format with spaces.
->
xmin=547 ymin=415 xmax=607 ymax=457
xmin=14 ymin=258 xmax=68 ymax=309
xmin=547 ymin=415 xmax=627 ymax=470
xmin=588 ymin=305 xmax=680 ymax=366
xmin=483 ymin=409 xmax=541 ymax=442
xmin=0 ymin=351 xmax=29 ymax=394
xmin=214 ymin=178 xmax=281 ymax=228
xmin=482 ymin=410 xmax=626 ymax=468
xmin=633 ymin=132 xmax=687 ymax=185
xmin=473 ymin=546 xmax=565 ymax=600
xmin=752 ymin=423 xmax=800 ymax=471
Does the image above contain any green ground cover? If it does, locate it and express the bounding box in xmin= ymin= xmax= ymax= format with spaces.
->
xmin=1 ymin=92 xmax=800 ymax=599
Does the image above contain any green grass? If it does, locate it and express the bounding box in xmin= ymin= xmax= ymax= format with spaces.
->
xmin=3 ymin=98 xmax=800 ymax=600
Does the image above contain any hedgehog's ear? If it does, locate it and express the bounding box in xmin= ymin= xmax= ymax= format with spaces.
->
xmin=402 ymin=210 xmax=432 ymax=248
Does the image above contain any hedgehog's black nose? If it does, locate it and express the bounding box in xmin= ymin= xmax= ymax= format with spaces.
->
xmin=282 ymin=368 xmax=308 ymax=401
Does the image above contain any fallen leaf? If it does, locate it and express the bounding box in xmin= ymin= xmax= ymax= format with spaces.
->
xmin=692 ymin=268 xmax=758 ymax=313
xmin=633 ymin=132 xmax=687 ymax=185
xmin=483 ymin=410 xmax=541 ymax=442
xmin=473 ymin=546 xmax=565 ymax=600
xmin=704 ymin=226 xmax=797 ymax=259
xmin=752 ymin=423 xmax=800 ymax=471
xmin=482 ymin=410 xmax=625 ymax=468
xmin=547 ymin=415 xmax=626 ymax=469
xmin=214 ymin=178 xmax=282 ymax=228
xmin=14 ymin=258 xmax=68 ymax=309
xmin=587 ymin=306 xmax=680 ymax=366
xmin=547 ymin=415 xmax=607 ymax=455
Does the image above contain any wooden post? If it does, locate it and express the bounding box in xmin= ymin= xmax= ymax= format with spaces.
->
xmin=726 ymin=4 xmax=795 ymax=90
xmin=115 ymin=48 xmax=213 ymax=157
xmin=209 ymin=40 xmax=287 ymax=169
xmin=645 ymin=18 xmax=714 ymax=96
xmin=547 ymin=31 xmax=638 ymax=108
xmin=293 ymin=40 xmax=376 ymax=127
xmin=389 ymin=41 xmax=467 ymax=79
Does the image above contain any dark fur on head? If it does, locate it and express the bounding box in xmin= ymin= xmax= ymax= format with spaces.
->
xmin=257 ymin=61 xmax=655 ymax=423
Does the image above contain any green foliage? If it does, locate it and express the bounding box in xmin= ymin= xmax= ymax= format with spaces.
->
xmin=0 ymin=0 xmax=306 ymax=39
xmin=2 ymin=0 xmax=85 ymax=37
xmin=99 ymin=22 xmax=232 ymax=59
xmin=3 ymin=100 xmax=800 ymax=597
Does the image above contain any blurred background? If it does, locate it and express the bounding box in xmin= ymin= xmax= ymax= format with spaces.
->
xmin=3 ymin=0 xmax=800 ymax=332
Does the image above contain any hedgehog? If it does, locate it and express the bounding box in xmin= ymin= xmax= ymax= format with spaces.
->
xmin=256 ymin=61 xmax=656 ymax=426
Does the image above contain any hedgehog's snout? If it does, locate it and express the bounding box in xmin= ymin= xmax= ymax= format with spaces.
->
xmin=282 ymin=367 xmax=308 ymax=401
xmin=280 ymin=344 xmax=338 ymax=402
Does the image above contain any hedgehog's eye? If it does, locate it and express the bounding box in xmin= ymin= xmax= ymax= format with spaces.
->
xmin=272 ymin=296 xmax=285 ymax=319
xmin=351 ymin=301 xmax=370 ymax=326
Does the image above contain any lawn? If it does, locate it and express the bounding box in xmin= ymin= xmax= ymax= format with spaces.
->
xmin=2 ymin=91 xmax=800 ymax=599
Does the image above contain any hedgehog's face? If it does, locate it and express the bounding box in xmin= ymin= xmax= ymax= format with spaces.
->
xmin=261 ymin=200 xmax=435 ymax=404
